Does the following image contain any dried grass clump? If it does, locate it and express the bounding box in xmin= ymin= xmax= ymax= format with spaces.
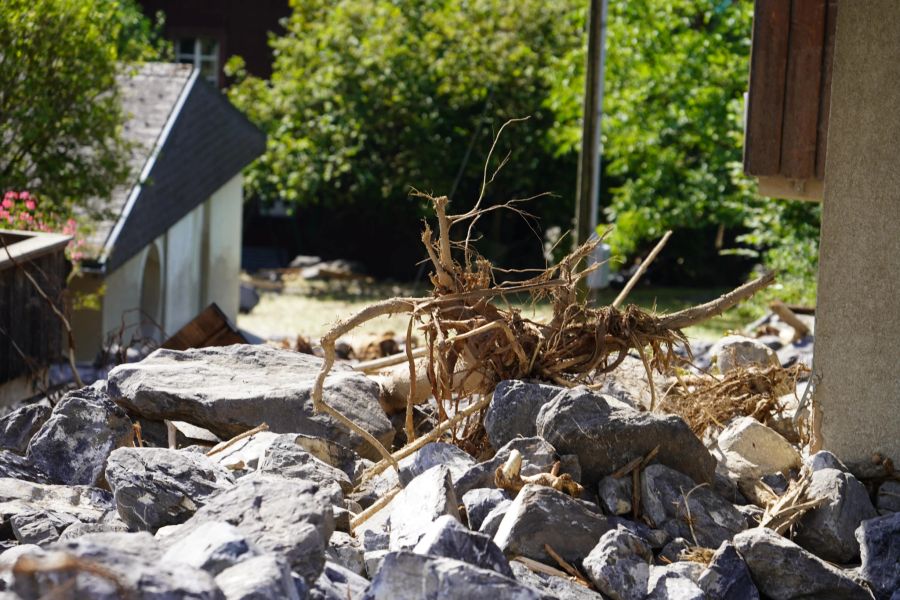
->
xmin=659 ymin=363 xmax=809 ymax=436
xmin=759 ymin=466 xmax=825 ymax=535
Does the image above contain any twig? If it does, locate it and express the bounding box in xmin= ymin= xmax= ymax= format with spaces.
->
xmin=165 ymin=420 xmax=177 ymax=449
xmin=350 ymin=486 xmax=402 ymax=530
xmin=361 ymin=394 xmax=491 ymax=482
xmin=612 ymin=230 xmax=672 ymax=308
xmin=355 ymin=346 xmax=427 ymax=372
xmin=543 ymin=544 xmax=592 ymax=587
xmin=512 ymin=556 xmax=591 ymax=587
xmin=206 ymin=422 xmax=269 ymax=457
xmin=769 ymin=300 xmax=810 ymax=340
xmin=658 ymin=271 xmax=776 ymax=330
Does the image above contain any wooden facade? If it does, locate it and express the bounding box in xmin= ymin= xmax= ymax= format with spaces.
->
xmin=744 ymin=0 xmax=838 ymax=201
xmin=0 ymin=231 xmax=70 ymax=387
xmin=137 ymin=0 xmax=291 ymax=87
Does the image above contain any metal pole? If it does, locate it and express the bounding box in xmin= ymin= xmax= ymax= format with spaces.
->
xmin=575 ymin=0 xmax=609 ymax=247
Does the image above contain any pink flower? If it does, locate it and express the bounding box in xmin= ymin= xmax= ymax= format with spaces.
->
xmin=18 ymin=191 xmax=30 ymax=201
xmin=1 ymin=198 xmax=12 ymax=210
xmin=24 ymin=200 xmax=36 ymax=211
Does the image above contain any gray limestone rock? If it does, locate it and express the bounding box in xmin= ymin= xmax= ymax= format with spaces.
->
xmin=857 ymin=512 xmax=900 ymax=599
xmin=794 ymin=468 xmax=877 ymax=563
xmin=161 ymin=521 xmax=258 ymax=576
xmin=397 ymin=442 xmax=475 ymax=487
xmin=454 ymin=437 xmax=557 ymax=499
xmin=508 ymin=561 xmax=600 ymax=600
xmin=461 ymin=488 xmax=509 ymax=531
xmin=658 ymin=538 xmax=691 ymax=564
xmin=733 ymin=527 xmax=871 ymax=600
xmin=11 ymin=531 xmax=223 ymax=600
xmin=292 ymin=433 xmax=365 ymax=483
xmin=0 ymin=404 xmax=50 ymax=454
xmin=806 ymin=450 xmax=849 ymax=473
xmin=535 ymin=387 xmax=715 ymax=488
xmin=598 ymin=475 xmax=632 ymax=516
xmin=710 ymin=335 xmax=779 ymax=374
xmin=0 ymin=451 xmax=49 ymax=483
xmin=640 ymin=464 xmax=746 ymax=549
xmin=9 ymin=510 xmax=77 ymax=545
xmin=57 ymin=519 xmax=129 ymax=541
xmin=413 ymin=515 xmax=512 ymax=577
xmin=326 ymin=531 xmax=365 ymax=576
xmin=389 ymin=465 xmax=460 ymax=551
xmin=877 ymin=480 xmax=900 ymax=514
xmin=493 ymin=484 xmax=611 ymax=563
xmin=105 ymin=447 xmax=234 ymax=531
xmin=484 ymin=380 xmax=562 ymax=449
xmin=697 ymin=541 xmax=759 ymax=600
xmin=26 ymin=386 xmax=132 ymax=486
xmin=163 ymin=475 xmax=334 ymax=585
xmin=0 ymin=478 xmax=118 ymax=530
xmin=107 ymin=345 xmax=394 ymax=460
xmin=309 ymin=562 xmax=368 ymax=600
xmin=363 ymin=551 xmax=542 ymax=600
xmin=583 ymin=527 xmax=653 ymax=600
xmin=477 ymin=499 xmax=512 ymax=539
xmin=214 ymin=554 xmax=300 ymax=600
xmin=259 ymin=434 xmax=350 ymax=501
xmin=646 ymin=564 xmax=705 ymax=599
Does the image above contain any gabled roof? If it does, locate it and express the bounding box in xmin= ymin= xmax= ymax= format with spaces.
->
xmin=83 ymin=63 xmax=265 ymax=272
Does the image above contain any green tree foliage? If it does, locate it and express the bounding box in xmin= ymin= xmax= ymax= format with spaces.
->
xmin=228 ymin=0 xmax=587 ymax=275
xmin=0 ymin=0 xmax=160 ymax=214
xmin=234 ymin=0 xmax=820 ymax=294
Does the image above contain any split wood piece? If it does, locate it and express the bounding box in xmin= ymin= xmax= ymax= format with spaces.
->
xmin=165 ymin=420 xmax=177 ymax=450
xmin=612 ymin=230 xmax=673 ymax=309
xmin=543 ymin=544 xmax=593 ymax=588
xmin=206 ymin=422 xmax=269 ymax=457
xmin=610 ymin=445 xmax=660 ymax=479
xmin=360 ymin=394 xmax=492 ymax=483
xmin=354 ymin=346 xmax=428 ymax=373
xmin=132 ymin=423 xmax=144 ymax=448
xmin=758 ymin=467 xmax=825 ymax=534
xmin=13 ymin=553 xmax=131 ymax=597
xmin=512 ymin=556 xmax=592 ymax=588
xmin=494 ymin=450 xmax=584 ymax=497
xmin=770 ymin=300 xmax=811 ymax=340
xmin=350 ymin=485 xmax=401 ymax=531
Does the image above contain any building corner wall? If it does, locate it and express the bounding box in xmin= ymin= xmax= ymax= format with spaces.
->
xmin=815 ymin=0 xmax=900 ymax=463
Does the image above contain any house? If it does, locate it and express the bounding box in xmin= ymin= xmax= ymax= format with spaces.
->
xmin=69 ymin=63 xmax=265 ymax=362
xmin=0 ymin=230 xmax=71 ymax=404
xmin=136 ymin=0 xmax=291 ymax=88
xmin=744 ymin=0 xmax=899 ymax=465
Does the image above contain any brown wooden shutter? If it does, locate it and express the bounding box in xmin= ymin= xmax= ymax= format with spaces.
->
xmin=744 ymin=0 xmax=837 ymax=201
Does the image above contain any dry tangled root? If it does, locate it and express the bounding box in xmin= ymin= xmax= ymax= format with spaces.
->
xmin=311 ymin=123 xmax=776 ymax=472
xmin=659 ymin=363 xmax=809 ymax=436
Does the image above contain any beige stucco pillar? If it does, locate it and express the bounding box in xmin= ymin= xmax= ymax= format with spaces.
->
xmin=814 ymin=0 xmax=900 ymax=463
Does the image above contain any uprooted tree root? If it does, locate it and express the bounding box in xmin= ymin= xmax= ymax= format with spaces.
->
xmin=311 ymin=125 xmax=776 ymax=473
xmin=659 ymin=363 xmax=810 ymax=436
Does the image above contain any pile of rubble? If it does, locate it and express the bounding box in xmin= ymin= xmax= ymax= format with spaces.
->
xmin=0 ymin=330 xmax=895 ymax=598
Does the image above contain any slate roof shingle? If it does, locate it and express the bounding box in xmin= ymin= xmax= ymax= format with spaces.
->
xmin=83 ymin=63 xmax=265 ymax=273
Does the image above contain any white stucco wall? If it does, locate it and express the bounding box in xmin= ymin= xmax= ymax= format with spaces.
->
xmin=203 ymin=173 xmax=243 ymax=321
xmin=82 ymin=174 xmax=243 ymax=356
xmin=163 ymin=201 xmax=204 ymax=335
xmin=102 ymin=244 xmax=150 ymax=342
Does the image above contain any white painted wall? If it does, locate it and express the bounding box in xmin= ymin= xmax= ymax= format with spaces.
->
xmin=77 ymin=175 xmax=243 ymax=358
xmin=163 ymin=201 xmax=204 ymax=335
xmin=203 ymin=173 xmax=242 ymax=321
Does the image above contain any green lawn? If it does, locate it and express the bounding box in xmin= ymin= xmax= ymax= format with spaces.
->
xmin=237 ymin=277 xmax=760 ymax=345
